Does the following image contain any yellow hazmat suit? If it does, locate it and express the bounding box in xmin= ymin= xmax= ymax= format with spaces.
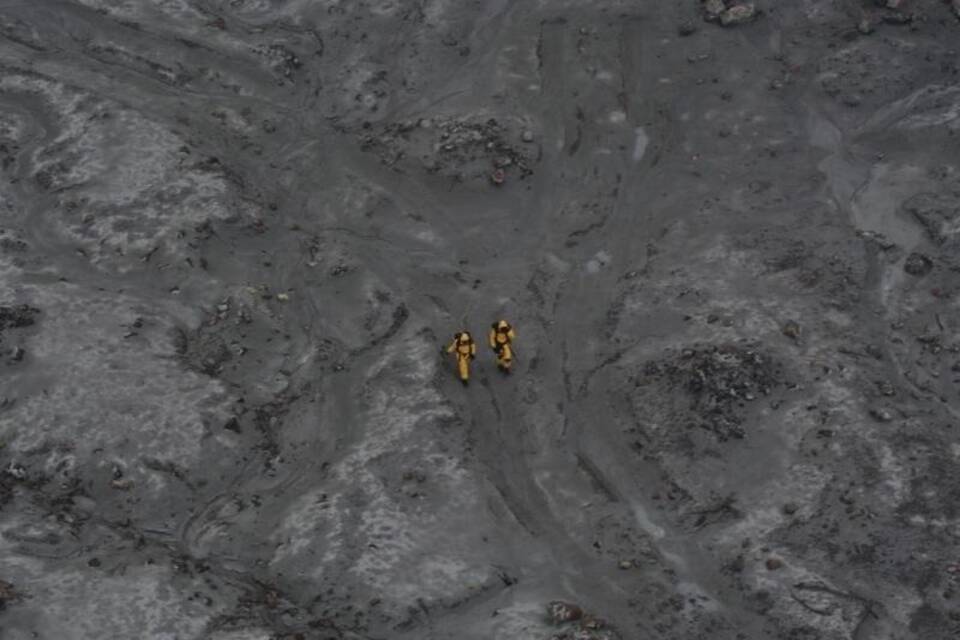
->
xmin=488 ymin=320 xmax=516 ymax=372
xmin=446 ymin=332 xmax=476 ymax=385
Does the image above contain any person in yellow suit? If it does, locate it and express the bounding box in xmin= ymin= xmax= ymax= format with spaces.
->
xmin=446 ymin=331 xmax=476 ymax=385
xmin=488 ymin=320 xmax=516 ymax=373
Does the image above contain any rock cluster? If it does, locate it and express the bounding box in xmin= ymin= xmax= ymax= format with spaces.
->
xmin=0 ymin=305 xmax=38 ymax=332
xmin=546 ymin=600 xmax=619 ymax=640
xmin=702 ymin=1 xmax=759 ymax=26
xmin=359 ymin=115 xmax=536 ymax=184
xmin=642 ymin=343 xmax=784 ymax=440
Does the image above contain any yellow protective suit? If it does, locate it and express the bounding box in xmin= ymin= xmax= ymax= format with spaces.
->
xmin=446 ymin=332 xmax=476 ymax=385
xmin=488 ymin=320 xmax=516 ymax=372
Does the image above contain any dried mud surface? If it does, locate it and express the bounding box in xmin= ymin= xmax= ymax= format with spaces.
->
xmin=2 ymin=1 xmax=960 ymax=639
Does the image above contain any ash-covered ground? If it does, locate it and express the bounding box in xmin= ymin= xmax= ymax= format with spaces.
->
xmin=1 ymin=1 xmax=960 ymax=638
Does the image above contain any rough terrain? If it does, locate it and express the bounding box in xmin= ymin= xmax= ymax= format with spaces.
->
xmin=2 ymin=1 xmax=960 ymax=638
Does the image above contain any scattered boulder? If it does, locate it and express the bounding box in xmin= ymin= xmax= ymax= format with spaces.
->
xmin=869 ymin=407 xmax=893 ymax=423
xmin=677 ymin=21 xmax=698 ymax=36
xmin=548 ymin=601 xmax=584 ymax=624
xmin=904 ymin=252 xmax=933 ymax=276
xmin=766 ymin=557 xmax=784 ymax=570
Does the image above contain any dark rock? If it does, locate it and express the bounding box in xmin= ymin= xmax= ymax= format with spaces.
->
xmin=0 ymin=305 xmax=39 ymax=331
xmin=0 ymin=579 xmax=19 ymax=610
xmin=903 ymin=193 xmax=959 ymax=245
xmin=904 ymin=252 xmax=933 ymax=276
xmin=782 ymin=320 xmax=801 ymax=340
xmin=783 ymin=502 xmax=798 ymax=515
xmin=864 ymin=344 xmax=884 ymax=360
xmin=678 ymin=21 xmax=698 ymax=36
xmin=766 ymin=557 xmax=784 ymax=570
xmin=547 ymin=600 xmax=584 ymax=624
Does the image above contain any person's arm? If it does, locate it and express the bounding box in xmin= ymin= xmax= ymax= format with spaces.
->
xmin=488 ymin=330 xmax=496 ymax=349
xmin=447 ymin=339 xmax=456 ymax=353
xmin=470 ymin=343 xmax=477 ymax=357
xmin=508 ymin=328 xmax=516 ymax=341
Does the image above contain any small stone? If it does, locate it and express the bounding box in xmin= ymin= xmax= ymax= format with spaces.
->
xmin=88 ymin=558 xmax=101 ymax=567
xmin=5 ymin=462 xmax=26 ymax=480
xmin=276 ymin=292 xmax=290 ymax=302
xmin=766 ymin=557 xmax=784 ymax=570
xmin=878 ymin=381 xmax=895 ymax=397
xmin=678 ymin=21 xmax=698 ymax=36
xmin=843 ymin=93 xmax=863 ymax=107
xmin=782 ymin=502 xmax=798 ymax=515
xmin=904 ymin=252 xmax=933 ymax=276
xmin=882 ymin=11 xmax=912 ymax=25
xmin=870 ymin=407 xmax=893 ymax=423
xmin=618 ymin=559 xmax=633 ymax=570
xmin=857 ymin=17 xmax=874 ymax=34
xmin=547 ymin=600 xmax=583 ymax=624
xmin=521 ymin=130 xmax=534 ymax=142
xmin=111 ymin=478 xmax=134 ymax=490
xmin=703 ymin=0 xmax=726 ymax=21
xmin=864 ymin=344 xmax=884 ymax=360
xmin=721 ymin=3 xmax=758 ymax=26
xmin=782 ymin=320 xmax=801 ymax=340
